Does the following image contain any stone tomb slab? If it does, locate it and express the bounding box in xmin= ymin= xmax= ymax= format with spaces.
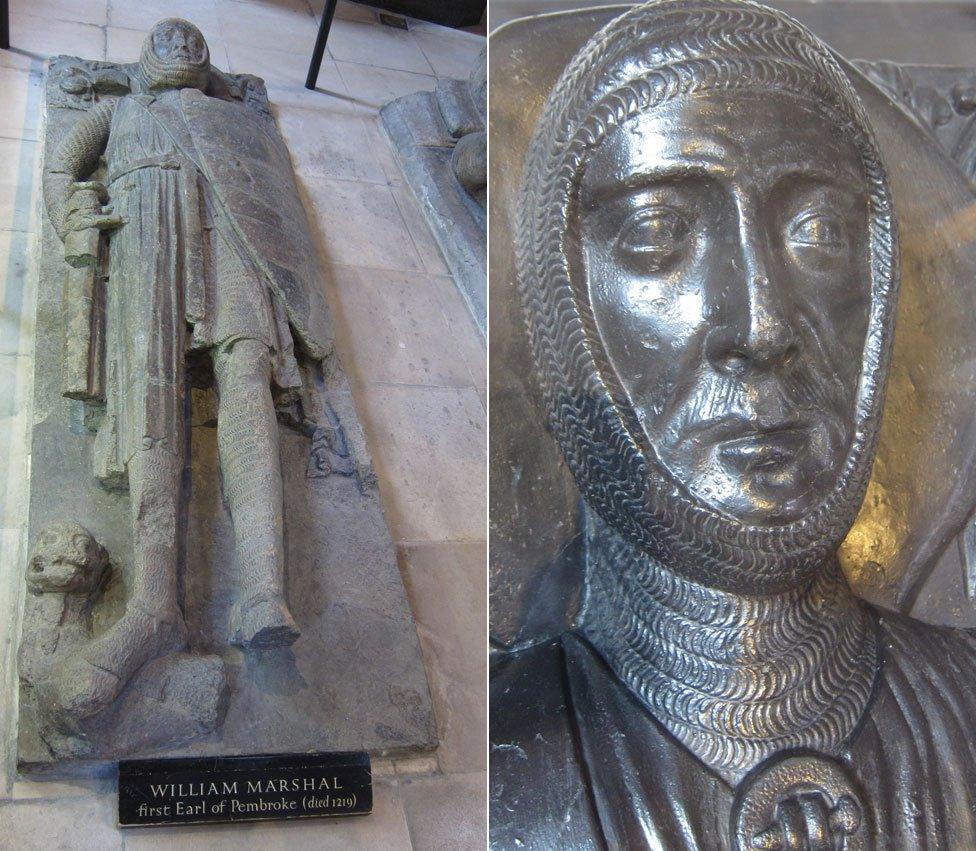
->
xmin=16 ymin=52 xmax=435 ymax=773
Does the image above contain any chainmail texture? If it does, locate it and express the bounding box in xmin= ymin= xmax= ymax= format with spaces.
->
xmin=583 ymin=517 xmax=878 ymax=783
xmin=43 ymin=100 xmax=117 ymax=238
xmin=515 ymin=0 xmax=899 ymax=595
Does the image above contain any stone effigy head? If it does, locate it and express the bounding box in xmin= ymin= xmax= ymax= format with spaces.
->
xmin=140 ymin=18 xmax=211 ymax=92
xmin=26 ymin=522 xmax=109 ymax=596
xmin=516 ymin=0 xmax=899 ymax=594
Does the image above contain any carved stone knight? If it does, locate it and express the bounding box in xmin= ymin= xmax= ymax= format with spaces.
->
xmin=491 ymin=2 xmax=976 ymax=848
xmin=42 ymin=19 xmax=333 ymax=723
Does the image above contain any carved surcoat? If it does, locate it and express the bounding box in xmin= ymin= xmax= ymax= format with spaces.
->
xmin=490 ymin=615 xmax=976 ymax=849
xmin=97 ymin=88 xmax=325 ymax=474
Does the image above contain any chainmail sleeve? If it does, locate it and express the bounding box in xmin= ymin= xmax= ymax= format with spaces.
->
xmin=43 ymin=99 xmax=116 ymax=240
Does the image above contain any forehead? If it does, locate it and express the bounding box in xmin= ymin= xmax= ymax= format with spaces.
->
xmin=155 ymin=22 xmax=202 ymax=39
xmin=579 ymin=89 xmax=864 ymax=196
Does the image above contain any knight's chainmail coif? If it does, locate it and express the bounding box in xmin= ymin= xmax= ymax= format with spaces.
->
xmin=140 ymin=18 xmax=210 ymax=93
xmin=516 ymin=0 xmax=895 ymax=780
xmin=516 ymin=0 xmax=898 ymax=596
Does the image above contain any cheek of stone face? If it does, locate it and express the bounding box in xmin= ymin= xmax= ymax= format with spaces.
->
xmin=155 ymin=32 xmax=174 ymax=58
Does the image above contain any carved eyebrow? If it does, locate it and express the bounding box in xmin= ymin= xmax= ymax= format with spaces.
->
xmin=766 ymin=163 xmax=863 ymax=190
xmin=582 ymin=161 xmax=726 ymax=208
xmin=582 ymin=159 xmax=863 ymax=210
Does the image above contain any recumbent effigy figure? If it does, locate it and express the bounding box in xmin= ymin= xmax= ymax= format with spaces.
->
xmin=490 ymin=1 xmax=976 ymax=848
xmin=41 ymin=18 xmax=335 ymax=726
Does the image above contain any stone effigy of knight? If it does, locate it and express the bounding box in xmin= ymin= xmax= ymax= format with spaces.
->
xmin=41 ymin=18 xmax=333 ymax=722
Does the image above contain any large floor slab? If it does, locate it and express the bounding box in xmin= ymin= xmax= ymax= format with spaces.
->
xmin=17 ymin=53 xmax=435 ymax=772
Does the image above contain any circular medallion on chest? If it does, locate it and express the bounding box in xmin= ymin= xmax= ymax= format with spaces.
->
xmin=731 ymin=753 xmax=870 ymax=850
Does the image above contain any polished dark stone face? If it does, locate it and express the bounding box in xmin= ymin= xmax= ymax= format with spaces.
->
xmin=152 ymin=20 xmax=208 ymax=65
xmin=579 ymin=90 xmax=871 ymax=524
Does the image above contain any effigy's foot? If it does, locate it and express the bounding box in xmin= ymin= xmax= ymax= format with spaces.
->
xmin=230 ymin=595 xmax=300 ymax=649
xmin=41 ymin=604 xmax=186 ymax=723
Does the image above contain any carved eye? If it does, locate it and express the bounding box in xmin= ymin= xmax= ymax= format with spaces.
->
xmin=788 ymin=210 xmax=846 ymax=251
xmin=616 ymin=206 xmax=691 ymax=270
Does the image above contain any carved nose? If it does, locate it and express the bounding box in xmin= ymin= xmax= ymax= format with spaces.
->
xmin=706 ymin=275 xmax=798 ymax=375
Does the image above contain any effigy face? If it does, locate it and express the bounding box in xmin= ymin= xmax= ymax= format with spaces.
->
xmin=579 ymin=89 xmax=872 ymax=523
xmin=150 ymin=19 xmax=209 ymax=66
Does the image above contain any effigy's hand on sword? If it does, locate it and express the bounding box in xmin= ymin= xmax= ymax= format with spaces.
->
xmin=59 ymin=180 xmax=122 ymax=402
xmin=61 ymin=180 xmax=123 ymax=268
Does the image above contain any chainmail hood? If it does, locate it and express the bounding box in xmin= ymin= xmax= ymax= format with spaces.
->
xmin=515 ymin=0 xmax=899 ymax=595
xmin=140 ymin=18 xmax=211 ymax=93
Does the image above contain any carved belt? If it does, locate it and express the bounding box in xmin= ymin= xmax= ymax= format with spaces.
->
xmin=108 ymin=157 xmax=182 ymax=184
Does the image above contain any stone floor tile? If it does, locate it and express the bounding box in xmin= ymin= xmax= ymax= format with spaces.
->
xmin=302 ymin=176 xmax=423 ymax=272
xmin=336 ymin=61 xmax=435 ymax=108
xmin=9 ymin=772 xmax=116 ymax=801
xmin=15 ymin=0 xmax=108 ymax=27
xmin=0 ymin=402 xmax=30 ymax=530
xmin=307 ymin=0 xmax=379 ymax=23
xmin=2 ymin=14 xmax=105 ymax=73
xmin=272 ymin=77 xmax=365 ymax=115
xmin=0 ymin=229 xmax=36 ymax=356
xmin=0 ymin=139 xmax=40 ymax=234
xmin=0 ymin=353 xmax=31 ymax=420
xmin=0 ymin=67 xmax=43 ymax=143
xmin=393 ymin=754 xmax=440 ymax=776
xmin=0 ymin=527 xmax=25 ymax=796
xmin=216 ymin=0 xmax=315 ymax=56
xmin=107 ymin=0 xmax=220 ymax=35
xmin=276 ymin=106 xmax=386 ymax=184
xmin=328 ymin=265 xmax=477 ymax=390
xmin=225 ymin=41 xmax=354 ymax=112
xmin=326 ymin=19 xmax=433 ymax=76
xmin=431 ymin=274 xmax=486 ymax=392
xmin=401 ymin=772 xmax=487 ymax=851
xmin=354 ymin=384 xmax=485 ymax=543
xmin=123 ymin=779 xmax=411 ymax=850
xmin=333 ymin=0 xmax=381 ymax=23
xmin=399 ymin=542 xmax=487 ymax=774
xmin=406 ymin=18 xmax=487 ymax=38
xmin=0 ymin=795 xmax=124 ymax=850
xmin=228 ymin=0 xmax=310 ymax=14
xmin=390 ymin=180 xmax=451 ymax=277
xmin=372 ymin=757 xmax=396 ymax=777
xmin=361 ymin=113 xmax=401 ymax=182
xmin=411 ymin=27 xmax=484 ymax=80
xmin=227 ymin=38 xmax=340 ymax=89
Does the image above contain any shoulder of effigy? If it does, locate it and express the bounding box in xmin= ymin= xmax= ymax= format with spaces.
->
xmin=873 ymin=606 xmax=976 ymax=678
xmin=490 ymin=636 xmax=570 ymax=712
xmin=489 ymin=636 xmax=602 ymax=851
xmin=490 ymin=636 xmax=577 ymax=749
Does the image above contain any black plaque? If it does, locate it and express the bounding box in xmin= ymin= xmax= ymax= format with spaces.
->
xmin=118 ymin=751 xmax=372 ymax=826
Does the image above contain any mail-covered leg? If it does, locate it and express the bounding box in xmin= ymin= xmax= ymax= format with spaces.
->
xmin=213 ymin=337 xmax=298 ymax=649
xmin=42 ymin=441 xmax=187 ymax=723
